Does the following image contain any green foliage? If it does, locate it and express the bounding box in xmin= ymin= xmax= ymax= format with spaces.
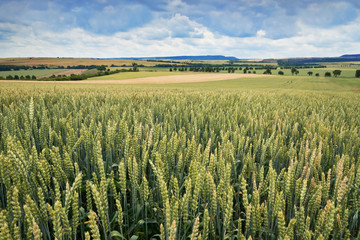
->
xmin=355 ymin=70 xmax=360 ymax=78
xmin=325 ymin=72 xmax=331 ymax=77
xmin=96 ymin=65 xmax=107 ymax=71
xmin=0 ymin=87 xmax=359 ymax=240
xmin=333 ymin=70 xmax=342 ymax=77
xmin=263 ymin=68 xmax=272 ymax=74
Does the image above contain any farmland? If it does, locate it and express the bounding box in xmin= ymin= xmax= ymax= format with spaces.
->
xmin=89 ymin=71 xmax=194 ymax=81
xmin=0 ymin=73 xmax=360 ymax=240
xmin=0 ymin=58 xmax=177 ymax=67
xmin=275 ymin=68 xmax=358 ymax=78
xmin=0 ymin=69 xmax=67 ymax=78
xmin=2 ymin=0 xmax=360 ymax=237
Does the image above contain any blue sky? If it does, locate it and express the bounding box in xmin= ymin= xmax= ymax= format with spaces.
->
xmin=0 ymin=0 xmax=359 ymax=58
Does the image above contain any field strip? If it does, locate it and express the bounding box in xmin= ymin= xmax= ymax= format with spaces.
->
xmin=37 ymin=69 xmax=87 ymax=78
xmin=0 ymin=73 xmax=274 ymax=84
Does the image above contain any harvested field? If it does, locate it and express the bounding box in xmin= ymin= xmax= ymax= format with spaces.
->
xmin=0 ymin=73 xmax=273 ymax=84
xmin=37 ymin=69 xmax=87 ymax=78
xmin=0 ymin=57 xmax=176 ymax=67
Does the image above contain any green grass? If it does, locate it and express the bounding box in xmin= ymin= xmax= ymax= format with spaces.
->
xmin=107 ymin=66 xmax=172 ymax=71
xmin=0 ymin=69 xmax=66 ymax=78
xmin=139 ymin=67 xmax=173 ymax=71
xmin=329 ymin=76 xmax=360 ymax=89
xmin=148 ymin=75 xmax=357 ymax=92
xmin=276 ymin=68 xmax=358 ymax=77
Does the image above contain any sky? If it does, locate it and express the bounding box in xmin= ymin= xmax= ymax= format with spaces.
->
xmin=0 ymin=0 xmax=360 ymax=59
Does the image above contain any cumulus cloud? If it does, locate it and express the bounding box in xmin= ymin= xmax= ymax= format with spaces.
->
xmin=0 ymin=0 xmax=359 ymax=58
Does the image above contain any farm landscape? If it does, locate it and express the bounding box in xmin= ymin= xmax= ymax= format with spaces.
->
xmin=1 ymin=0 xmax=360 ymax=240
xmin=1 ymin=56 xmax=360 ymax=240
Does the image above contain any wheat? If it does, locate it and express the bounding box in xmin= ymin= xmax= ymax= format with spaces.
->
xmin=0 ymin=87 xmax=359 ymax=239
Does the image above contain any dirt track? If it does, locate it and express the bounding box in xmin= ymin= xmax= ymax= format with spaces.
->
xmin=0 ymin=73 xmax=272 ymax=84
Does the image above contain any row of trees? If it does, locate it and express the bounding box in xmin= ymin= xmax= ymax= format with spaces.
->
xmin=282 ymin=68 xmax=347 ymax=77
xmin=279 ymin=65 xmax=327 ymax=69
xmin=41 ymin=67 xmax=138 ymax=81
xmin=170 ymin=66 xmax=276 ymax=73
xmin=0 ymin=75 xmax=36 ymax=80
xmin=0 ymin=65 xmax=52 ymax=71
xmin=168 ymin=67 xmax=360 ymax=78
xmin=0 ymin=65 xmax=32 ymax=71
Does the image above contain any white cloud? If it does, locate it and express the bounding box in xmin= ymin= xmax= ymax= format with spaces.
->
xmin=1 ymin=11 xmax=360 ymax=58
xmin=256 ymin=30 xmax=266 ymax=38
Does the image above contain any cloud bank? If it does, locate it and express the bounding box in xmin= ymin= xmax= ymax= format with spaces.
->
xmin=0 ymin=0 xmax=359 ymax=58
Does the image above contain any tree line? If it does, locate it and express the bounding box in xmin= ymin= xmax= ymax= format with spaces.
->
xmin=0 ymin=75 xmax=37 ymax=80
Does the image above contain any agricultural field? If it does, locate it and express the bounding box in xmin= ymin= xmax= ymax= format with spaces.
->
xmin=322 ymin=62 xmax=360 ymax=68
xmin=88 ymin=71 xmax=195 ymax=81
xmin=276 ymin=68 xmax=358 ymax=78
xmin=0 ymin=74 xmax=359 ymax=240
xmin=0 ymin=69 xmax=67 ymax=78
xmin=0 ymin=58 xmax=178 ymax=68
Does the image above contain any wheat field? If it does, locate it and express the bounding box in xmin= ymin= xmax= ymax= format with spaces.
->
xmin=0 ymin=86 xmax=359 ymax=239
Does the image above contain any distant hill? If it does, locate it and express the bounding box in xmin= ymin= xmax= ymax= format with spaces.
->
xmin=118 ymin=55 xmax=239 ymax=61
xmin=272 ymin=54 xmax=360 ymax=64
xmin=340 ymin=54 xmax=360 ymax=58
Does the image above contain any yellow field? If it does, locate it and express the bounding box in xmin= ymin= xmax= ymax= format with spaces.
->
xmin=0 ymin=57 xmax=178 ymax=67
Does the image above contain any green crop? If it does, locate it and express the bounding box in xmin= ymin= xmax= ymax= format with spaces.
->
xmin=0 ymin=87 xmax=359 ymax=239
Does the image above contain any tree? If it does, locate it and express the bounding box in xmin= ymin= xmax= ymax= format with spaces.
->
xmin=315 ymin=73 xmax=320 ymax=77
xmin=324 ymin=72 xmax=331 ymax=77
xmin=295 ymin=70 xmax=299 ymax=76
xmin=132 ymin=64 xmax=138 ymax=72
xmin=307 ymin=71 xmax=313 ymax=76
xmin=97 ymin=65 xmax=106 ymax=71
xmin=332 ymin=70 xmax=341 ymax=77
xmin=291 ymin=67 xmax=297 ymax=75
xmin=356 ymin=70 xmax=360 ymax=78
xmin=264 ymin=68 xmax=272 ymax=75
xmin=169 ymin=68 xmax=172 ymax=72
xmin=32 ymin=75 xmax=37 ymax=80
xmin=278 ymin=71 xmax=284 ymax=75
